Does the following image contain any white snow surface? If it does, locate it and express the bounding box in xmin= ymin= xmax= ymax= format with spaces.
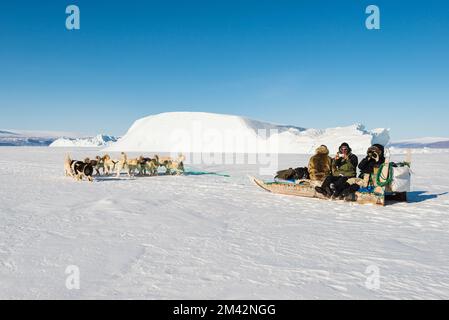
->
xmin=50 ymin=135 xmax=119 ymax=148
xmin=1 ymin=147 xmax=449 ymax=299
xmin=104 ymin=112 xmax=390 ymax=155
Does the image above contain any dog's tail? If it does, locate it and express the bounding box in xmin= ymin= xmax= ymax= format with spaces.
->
xmin=65 ymin=154 xmax=72 ymax=162
xmin=111 ymin=160 xmax=118 ymax=171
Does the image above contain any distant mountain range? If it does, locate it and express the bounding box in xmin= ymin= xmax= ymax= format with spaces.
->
xmin=390 ymin=137 xmax=449 ymax=149
xmin=0 ymin=130 xmax=118 ymax=147
xmin=0 ymin=129 xmax=80 ymax=146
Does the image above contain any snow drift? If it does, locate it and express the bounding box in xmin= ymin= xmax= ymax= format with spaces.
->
xmin=50 ymin=134 xmax=119 ymax=148
xmin=104 ymin=112 xmax=390 ymax=154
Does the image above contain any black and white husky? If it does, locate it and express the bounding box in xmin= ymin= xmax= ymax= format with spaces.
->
xmin=70 ymin=158 xmax=94 ymax=182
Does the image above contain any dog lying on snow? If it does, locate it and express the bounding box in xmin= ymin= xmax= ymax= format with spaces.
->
xmin=64 ymin=155 xmax=94 ymax=182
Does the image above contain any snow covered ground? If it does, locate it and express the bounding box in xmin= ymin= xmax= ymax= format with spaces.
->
xmin=1 ymin=147 xmax=449 ymax=299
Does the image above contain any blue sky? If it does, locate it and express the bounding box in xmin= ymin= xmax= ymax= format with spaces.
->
xmin=0 ymin=0 xmax=448 ymax=139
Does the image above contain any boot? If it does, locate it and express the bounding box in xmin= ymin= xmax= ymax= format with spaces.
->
xmin=349 ymin=184 xmax=360 ymax=192
xmin=342 ymin=184 xmax=360 ymax=201
xmin=340 ymin=188 xmax=351 ymax=198
xmin=325 ymin=185 xmax=333 ymax=197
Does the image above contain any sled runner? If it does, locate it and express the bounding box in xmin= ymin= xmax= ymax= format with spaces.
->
xmin=250 ymin=176 xmax=386 ymax=206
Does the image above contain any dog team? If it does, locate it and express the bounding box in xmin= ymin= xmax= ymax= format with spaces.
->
xmin=64 ymin=153 xmax=186 ymax=182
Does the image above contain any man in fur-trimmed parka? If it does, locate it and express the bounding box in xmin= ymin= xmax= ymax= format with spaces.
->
xmin=308 ymin=145 xmax=332 ymax=181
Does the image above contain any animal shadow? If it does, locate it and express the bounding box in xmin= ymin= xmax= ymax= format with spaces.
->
xmin=94 ymin=176 xmax=135 ymax=182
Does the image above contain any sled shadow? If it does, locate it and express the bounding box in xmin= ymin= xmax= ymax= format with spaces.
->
xmin=407 ymin=191 xmax=448 ymax=203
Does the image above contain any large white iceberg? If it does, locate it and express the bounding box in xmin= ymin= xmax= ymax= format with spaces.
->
xmin=104 ymin=112 xmax=390 ymax=154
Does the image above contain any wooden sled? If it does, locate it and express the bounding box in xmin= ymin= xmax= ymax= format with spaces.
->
xmin=250 ymin=176 xmax=385 ymax=206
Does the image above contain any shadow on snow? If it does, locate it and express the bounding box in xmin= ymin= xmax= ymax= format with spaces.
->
xmin=407 ymin=191 xmax=448 ymax=203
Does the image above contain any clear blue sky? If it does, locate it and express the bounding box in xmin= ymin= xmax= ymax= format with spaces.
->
xmin=0 ymin=0 xmax=448 ymax=139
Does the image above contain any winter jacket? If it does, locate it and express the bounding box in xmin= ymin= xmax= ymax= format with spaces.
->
xmin=358 ymin=157 xmax=381 ymax=177
xmin=332 ymin=153 xmax=358 ymax=178
xmin=308 ymin=145 xmax=332 ymax=181
xmin=358 ymin=144 xmax=386 ymax=178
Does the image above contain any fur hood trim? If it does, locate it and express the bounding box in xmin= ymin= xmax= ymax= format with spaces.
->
xmin=315 ymin=145 xmax=329 ymax=155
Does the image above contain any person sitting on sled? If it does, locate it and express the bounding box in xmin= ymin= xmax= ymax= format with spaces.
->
xmin=315 ymin=142 xmax=359 ymax=199
xmin=358 ymin=144 xmax=385 ymax=178
xmin=308 ymin=145 xmax=332 ymax=181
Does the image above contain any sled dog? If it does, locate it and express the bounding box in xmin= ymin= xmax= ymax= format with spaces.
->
xmin=71 ymin=158 xmax=94 ymax=182
xmin=64 ymin=154 xmax=74 ymax=177
xmin=159 ymin=154 xmax=185 ymax=175
xmin=140 ymin=156 xmax=160 ymax=176
xmin=116 ymin=152 xmax=142 ymax=177
xmin=88 ymin=156 xmax=105 ymax=176
xmin=102 ymin=154 xmax=117 ymax=175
